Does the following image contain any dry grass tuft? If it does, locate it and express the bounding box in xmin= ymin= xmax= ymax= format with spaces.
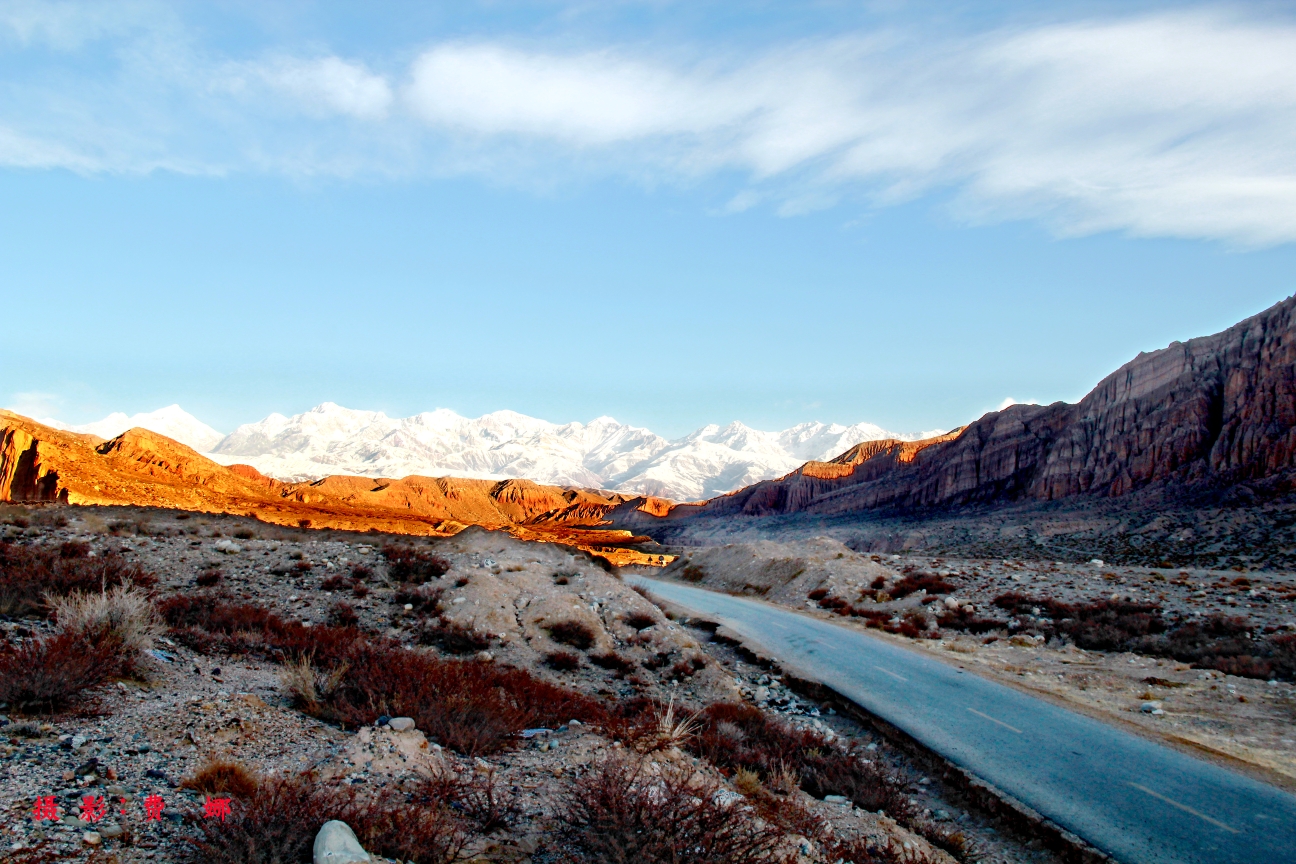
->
xmin=544 ymin=650 xmax=583 ymax=672
xmin=181 ymin=758 xmax=260 ymax=798
xmin=50 ymin=585 xmax=164 ymax=661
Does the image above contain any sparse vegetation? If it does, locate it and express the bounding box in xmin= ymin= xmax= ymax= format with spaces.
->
xmin=0 ymin=539 xmax=154 ymax=617
xmin=181 ymin=758 xmax=260 ymax=798
xmin=991 ymin=593 xmax=1296 ymax=681
xmin=382 ymin=545 xmax=451 ymax=583
xmin=417 ymin=616 xmax=492 ymax=654
xmin=690 ymin=702 xmax=914 ymax=819
xmin=189 ymin=770 xmax=467 ymax=864
xmin=623 ymin=611 xmax=657 ymax=630
xmin=557 ymin=755 xmax=791 ymax=864
xmin=545 ymin=650 xmax=583 ymax=671
xmin=547 ymin=619 xmax=596 ymax=650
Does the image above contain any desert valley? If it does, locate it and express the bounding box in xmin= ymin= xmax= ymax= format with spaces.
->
xmin=3 ymin=296 xmax=1296 ymax=864
xmin=8 ymin=5 xmax=1296 ymax=863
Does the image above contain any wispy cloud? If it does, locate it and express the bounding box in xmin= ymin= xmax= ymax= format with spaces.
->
xmin=1 ymin=4 xmax=1295 ymax=244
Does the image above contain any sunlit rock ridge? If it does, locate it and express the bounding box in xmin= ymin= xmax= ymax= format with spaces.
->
xmin=44 ymin=402 xmax=935 ymax=502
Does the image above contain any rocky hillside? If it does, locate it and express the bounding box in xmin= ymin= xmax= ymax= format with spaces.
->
xmin=612 ymin=295 xmax=1296 ymax=532
xmin=0 ymin=412 xmax=667 ymax=566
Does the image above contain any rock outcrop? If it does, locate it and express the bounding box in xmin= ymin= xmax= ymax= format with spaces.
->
xmin=612 ymin=294 xmax=1296 ymax=531
xmin=0 ymin=411 xmax=671 ymax=565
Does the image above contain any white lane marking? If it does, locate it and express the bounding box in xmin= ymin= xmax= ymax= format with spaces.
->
xmin=873 ymin=666 xmax=908 ymax=682
xmin=967 ymin=707 xmax=1022 ymax=734
xmin=1127 ymin=783 xmax=1241 ymax=834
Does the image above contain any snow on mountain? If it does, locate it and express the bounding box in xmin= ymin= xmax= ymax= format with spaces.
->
xmin=207 ymin=403 xmax=938 ymax=501
xmin=45 ymin=405 xmax=224 ymax=452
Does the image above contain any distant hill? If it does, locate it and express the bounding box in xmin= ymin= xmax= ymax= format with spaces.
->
xmin=0 ymin=412 xmax=671 ymax=566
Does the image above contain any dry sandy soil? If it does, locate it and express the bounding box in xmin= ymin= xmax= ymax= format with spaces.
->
xmin=659 ymin=540 xmax=1296 ymax=791
xmin=0 ymin=504 xmax=1075 ymax=864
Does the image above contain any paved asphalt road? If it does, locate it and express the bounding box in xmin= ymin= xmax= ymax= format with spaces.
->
xmin=629 ymin=576 xmax=1296 ymax=864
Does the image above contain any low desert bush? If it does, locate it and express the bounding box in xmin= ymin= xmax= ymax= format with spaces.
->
xmin=545 ymin=650 xmax=583 ymax=672
xmin=557 ymin=755 xmax=790 ymax=864
xmin=382 ymin=545 xmax=451 ymax=583
xmin=547 ymin=619 xmax=596 ymax=650
xmin=158 ymin=593 xmax=360 ymax=664
xmin=196 ymin=567 xmax=223 ymax=587
xmin=417 ymin=617 xmax=492 ymax=654
xmin=320 ymin=573 xmax=353 ymax=591
xmin=991 ymin=594 xmax=1296 ymax=681
xmin=394 ymin=584 xmax=445 ymax=615
xmin=351 ymin=563 xmax=374 ymax=581
xmin=327 ymin=600 xmax=360 ymax=628
xmin=622 ymin=611 xmax=657 ymax=631
xmin=189 ymin=770 xmax=467 ymax=864
xmin=690 ymin=702 xmax=913 ymax=818
xmin=589 ymin=652 xmax=636 ymax=675
xmin=293 ymin=640 xmax=607 ymax=755
xmin=181 ymin=758 xmax=260 ymax=798
xmin=0 ymin=627 xmax=124 ymax=712
xmin=889 ymin=572 xmax=955 ymax=599
xmin=0 ymin=540 xmax=154 ymax=617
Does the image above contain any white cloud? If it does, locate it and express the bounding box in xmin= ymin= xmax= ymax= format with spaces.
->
xmin=253 ymin=56 xmax=394 ymax=120
xmin=2 ymin=8 xmax=1296 ymax=243
xmin=996 ymin=397 xmax=1019 ymax=411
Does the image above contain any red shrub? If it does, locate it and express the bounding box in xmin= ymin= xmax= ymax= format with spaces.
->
xmin=304 ymin=642 xmax=607 ymax=755
xmin=382 ymin=545 xmax=451 ymax=583
xmin=0 ymin=627 xmax=125 ymax=712
xmin=0 ymin=540 xmax=154 ymax=617
xmin=889 ymin=573 xmax=954 ymax=599
xmin=547 ymin=619 xmax=596 ymax=650
xmin=417 ymin=617 xmax=492 ymax=654
xmin=545 ymin=650 xmax=583 ymax=672
xmin=557 ymin=755 xmax=790 ymax=864
xmin=189 ymin=770 xmax=466 ymax=864
xmin=690 ymin=703 xmax=913 ymax=819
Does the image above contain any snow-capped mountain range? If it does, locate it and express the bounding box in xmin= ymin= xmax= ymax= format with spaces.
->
xmin=42 ymin=403 xmax=943 ymax=502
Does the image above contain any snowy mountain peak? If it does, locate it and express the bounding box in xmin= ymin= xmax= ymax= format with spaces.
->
xmin=45 ymin=401 xmax=941 ymax=502
xmin=45 ymin=405 xmax=224 ymax=452
xmin=201 ymin=402 xmax=938 ymax=501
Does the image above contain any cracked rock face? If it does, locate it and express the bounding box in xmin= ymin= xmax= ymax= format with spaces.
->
xmin=620 ymin=294 xmax=1296 ymax=532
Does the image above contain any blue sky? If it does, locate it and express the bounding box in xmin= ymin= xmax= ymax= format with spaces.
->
xmin=3 ymin=1 xmax=1295 ymax=439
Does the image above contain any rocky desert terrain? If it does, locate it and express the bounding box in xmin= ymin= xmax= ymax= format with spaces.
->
xmin=0 ymin=503 xmax=1076 ymax=864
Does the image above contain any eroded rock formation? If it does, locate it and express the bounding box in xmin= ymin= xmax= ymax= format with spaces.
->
xmin=0 ymin=411 xmax=669 ymax=565
xmin=612 ymin=294 xmax=1296 ymax=531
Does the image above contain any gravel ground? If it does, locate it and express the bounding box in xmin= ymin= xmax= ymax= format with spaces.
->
xmin=0 ymin=504 xmax=1066 ymax=864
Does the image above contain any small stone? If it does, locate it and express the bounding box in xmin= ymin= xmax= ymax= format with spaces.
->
xmin=387 ymin=717 xmax=415 ymax=732
xmin=82 ymin=831 xmax=101 ymax=846
xmin=99 ymin=824 xmax=124 ymax=839
xmin=314 ymin=820 xmax=371 ymax=864
xmin=824 ymin=795 xmax=851 ymax=805
xmin=475 ymin=651 xmax=494 ymax=663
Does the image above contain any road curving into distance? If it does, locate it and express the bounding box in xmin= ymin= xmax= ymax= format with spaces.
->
xmin=628 ymin=576 xmax=1296 ymax=864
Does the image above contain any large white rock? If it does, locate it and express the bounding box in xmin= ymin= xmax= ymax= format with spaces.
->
xmin=314 ymin=820 xmax=370 ymax=864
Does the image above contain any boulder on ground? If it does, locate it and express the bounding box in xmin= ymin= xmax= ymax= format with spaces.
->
xmin=314 ymin=820 xmax=370 ymax=864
